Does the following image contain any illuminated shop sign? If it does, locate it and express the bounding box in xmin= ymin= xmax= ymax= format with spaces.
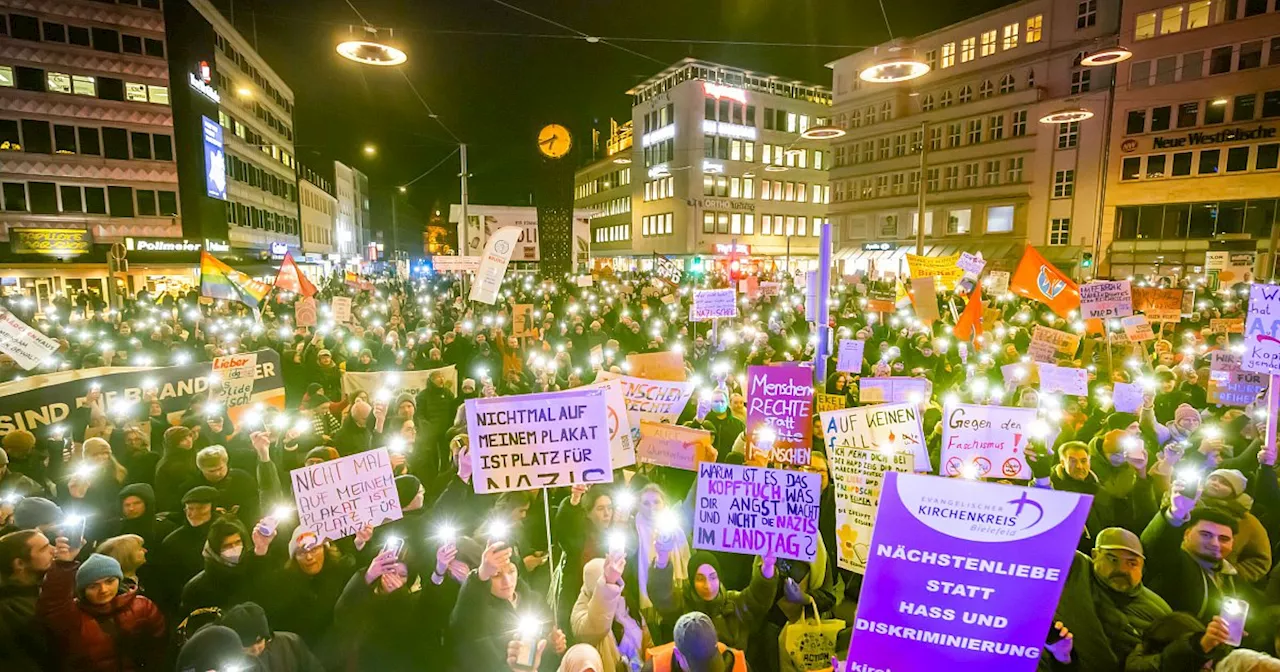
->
xmin=863 ymin=242 xmax=897 ymax=251
xmin=1151 ymin=125 xmax=1277 ymax=150
xmin=270 ymin=242 xmax=289 ymax=258
xmin=714 ymin=243 xmax=751 ymax=255
xmin=703 ymin=82 xmax=748 ymax=104
xmin=189 ymin=60 xmax=221 ymax=103
xmin=702 ymin=119 xmax=757 ymax=141
xmin=647 ymin=164 xmax=671 ymax=179
xmin=702 ymin=198 xmax=755 ymax=212
xmin=125 ymin=237 xmax=203 ymax=253
xmin=202 ymin=116 xmax=227 ymax=200
xmin=205 ymin=239 xmax=231 ymax=253
xmin=10 ymin=228 xmax=92 ymax=256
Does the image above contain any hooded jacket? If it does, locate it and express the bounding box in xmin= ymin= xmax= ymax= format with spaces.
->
xmin=571 ymin=558 xmax=650 ymax=672
xmin=179 ymin=520 xmax=263 ymax=617
xmin=153 ymin=441 xmax=198 ymax=514
xmin=0 ymin=581 xmax=48 ymax=672
xmin=1199 ymin=491 xmax=1272 ymax=584
xmin=36 ymin=559 xmax=166 ymax=672
xmin=649 ymin=550 xmax=779 ymax=652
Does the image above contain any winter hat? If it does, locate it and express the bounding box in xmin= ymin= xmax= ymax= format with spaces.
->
xmin=2 ymin=429 xmax=36 ymax=459
xmin=118 ymin=483 xmax=155 ymax=512
xmin=673 ymin=611 xmax=720 ymax=666
xmin=13 ymin=496 xmax=63 ymax=530
xmin=175 ymin=625 xmax=251 ymax=672
xmin=1105 ymin=412 xmax=1139 ymax=432
xmin=75 ymin=553 xmax=124 ymax=594
xmin=558 ymin=643 xmax=605 ymax=672
xmin=181 ymin=485 xmax=219 ymax=505
xmin=305 ymin=446 xmax=339 ymax=463
xmin=1215 ymin=649 xmax=1280 ymax=672
xmin=394 ymin=475 xmax=422 ymax=508
xmin=162 ymin=426 xmax=193 ymax=452
xmin=220 ymin=601 xmax=272 ymax=646
xmin=1209 ymin=469 xmax=1248 ymax=498
xmin=288 ymin=528 xmax=321 ymax=557
xmin=1174 ymin=404 xmax=1201 ymax=427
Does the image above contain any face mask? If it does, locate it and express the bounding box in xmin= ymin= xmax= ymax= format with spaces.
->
xmin=713 ymin=402 xmax=728 ymax=413
xmin=221 ymin=546 xmax=243 ymax=565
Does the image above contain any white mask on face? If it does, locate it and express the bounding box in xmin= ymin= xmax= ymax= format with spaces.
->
xmin=221 ymin=546 xmax=243 ymax=566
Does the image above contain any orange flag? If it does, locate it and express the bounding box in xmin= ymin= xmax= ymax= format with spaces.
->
xmin=274 ymin=252 xmax=318 ymax=297
xmin=1009 ymin=244 xmax=1079 ymax=318
xmin=954 ymin=284 xmax=983 ymax=342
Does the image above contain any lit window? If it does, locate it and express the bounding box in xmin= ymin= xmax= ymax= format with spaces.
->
xmin=126 ymin=83 xmax=148 ymax=102
xmin=47 ymin=72 xmax=72 ymax=94
xmin=1002 ymin=23 xmax=1019 ymax=50
xmin=1187 ymin=0 xmax=1211 ymax=29
xmin=0 ymin=66 xmax=12 ymax=87
xmin=1135 ymin=12 xmax=1156 ymax=40
xmin=961 ymin=37 xmax=975 ymax=63
xmin=986 ymin=205 xmax=1014 ymax=233
xmin=981 ymin=30 xmax=997 ymax=57
xmin=1026 ymin=15 xmax=1043 ymax=43
xmin=947 ymin=208 xmax=971 ymax=235
xmin=941 ymin=42 xmax=956 ymax=68
xmin=72 ymin=75 xmax=95 ymax=96
xmin=149 ymin=85 xmax=168 ymax=105
xmin=1161 ymin=6 xmax=1182 ymax=35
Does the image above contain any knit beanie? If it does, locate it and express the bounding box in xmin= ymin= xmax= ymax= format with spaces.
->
xmin=1209 ymin=469 xmax=1248 ymax=499
xmin=220 ymin=601 xmax=272 ymax=646
xmin=1173 ymin=403 xmax=1200 ymax=425
xmin=305 ymin=446 xmax=339 ymax=463
xmin=13 ymin=496 xmax=63 ymax=530
xmin=394 ymin=474 xmax=422 ymax=508
xmin=182 ymin=485 xmax=219 ymax=505
xmin=2 ymin=429 xmax=36 ymax=459
xmin=75 ymin=553 xmax=124 ymax=594
xmin=1105 ymin=412 xmax=1139 ymax=432
xmin=175 ymin=625 xmax=251 ymax=672
xmin=118 ymin=483 xmax=155 ymax=512
xmin=673 ymin=612 xmax=720 ymax=666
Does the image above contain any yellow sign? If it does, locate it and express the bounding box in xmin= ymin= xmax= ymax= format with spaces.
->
xmin=626 ymin=351 xmax=686 ymax=381
xmin=815 ymin=393 xmax=846 ymax=414
xmin=906 ymin=253 xmax=964 ymax=291
xmin=10 ymin=228 xmax=92 ymax=256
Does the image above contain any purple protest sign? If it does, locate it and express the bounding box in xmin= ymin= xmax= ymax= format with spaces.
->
xmin=746 ymin=363 xmax=814 ymax=466
xmin=845 ymin=472 xmax=1091 ymax=672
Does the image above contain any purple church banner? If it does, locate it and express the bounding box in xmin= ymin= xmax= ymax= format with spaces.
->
xmin=845 ymin=472 xmax=1091 ymax=672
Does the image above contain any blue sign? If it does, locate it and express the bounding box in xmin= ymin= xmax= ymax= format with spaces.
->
xmin=202 ymin=116 xmax=227 ymax=201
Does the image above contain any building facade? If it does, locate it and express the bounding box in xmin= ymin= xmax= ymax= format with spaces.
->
xmin=827 ymin=0 xmax=1121 ymax=278
xmin=577 ymin=58 xmax=832 ymax=275
xmin=0 ymin=0 xmax=182 ymax=302
xmin=334 ymin=160 xmax=368 ymax=264
xmin=1098 ymin=0 xmax=1280 ymax=281
xmin=576 ymin=119 xmax=633 ymax=257
xmin=298 ymin=162 xmax=336 ymax=258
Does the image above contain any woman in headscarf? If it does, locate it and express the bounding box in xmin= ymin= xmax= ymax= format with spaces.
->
xmin=557 ymin=643 xmax=605 ymax=672
xmin=649 ymin=548 xmax=779 ymax=652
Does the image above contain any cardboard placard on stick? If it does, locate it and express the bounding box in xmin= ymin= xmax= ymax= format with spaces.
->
xmin=693 ymin=462 xmax=820 ymax=562
xmin=637 ymin=420 xmax=711 ymax=470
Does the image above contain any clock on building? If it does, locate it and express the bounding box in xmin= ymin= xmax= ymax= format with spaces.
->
xmin=537 ymin=124 xmax=572 ymax=159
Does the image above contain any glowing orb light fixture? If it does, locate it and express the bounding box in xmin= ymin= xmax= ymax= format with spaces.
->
xmin=1039 ymin=108 xmax=1094 ymax=124
xmin=1080 ymin=46 xmax=1133 ymax=67
xmin=800 ymin=125 xmax=847 ymax=140
xmin=859 ymin=47 xmax=930 ymax=84
xmin=337 ymin=27 xmax=407 ymax=66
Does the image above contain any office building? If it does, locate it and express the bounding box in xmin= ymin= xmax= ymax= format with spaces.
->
xmin=1098 ymin=0 xmax=1280 ymax=281
xmin=576 ymin=119 xmax=633 ymax=267
xmin=576 ymin=58 xmax=833 ymax=275
xmin=827 ymin=0 xmax=1121 ymax=277
xmin=298 ymin=162 xmax=336 ymax=264
xmin=334 ymin=160 xmax=369 ymax=264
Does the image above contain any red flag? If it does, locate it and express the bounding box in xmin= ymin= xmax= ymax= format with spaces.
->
xmin=274 ymin=252 xmax=317 ymax=297
xmin=954 ymin=284 xmax=983 ymax=342
xmin=1009 ymin=244 xmax=1079 ymax=318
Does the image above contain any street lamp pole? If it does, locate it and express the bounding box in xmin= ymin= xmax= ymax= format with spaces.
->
xmin=459 ymin=143 xmax=470 ymax=296
xmin=916 ymin=120 xmax=928 ymax=255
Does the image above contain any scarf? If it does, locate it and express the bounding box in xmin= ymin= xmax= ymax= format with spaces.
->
xmin=634 ymin=511 xmax=689 ymax=609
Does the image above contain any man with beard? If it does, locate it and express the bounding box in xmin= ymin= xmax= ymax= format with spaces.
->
xmin=1051 ymin=528 xmax=1171 ymax=671
xmin=0 ymin=529 xmax=58 ymax=671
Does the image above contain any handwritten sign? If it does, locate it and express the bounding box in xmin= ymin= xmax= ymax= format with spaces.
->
xmin=580 ymin=378 xmax=635 ymax=468
xmin=1243 ymin=284 xmax=1280 ymax=375
xmin=1037 ymin=363 xmax=1088 ymax=396
xmin=1079 ymin=281 xmax=1133 ymax=319
xmin=906 ymin=253 xmax=964 ymax=291
xmin=845 ymin=472 xmax=1091 ymax=672
xmin=693 ymin=462 xmax=820 ymax=562
xmin=837 ymin=339 xmax=866 ymax=374
xmin=626 ymin=351 xmax=686 ymax=382
xmin=986 ymin=270 xmax=1011 ymax=295
xmin=858 ymin=377 xmax=931 ymax=405
xmin=815 ymin=393 xmax=847 ymax=414
xmin=957 ymin=252 xmax=987 ymax=276
xmin=0 ymin=311 xmax=59 ymax=371
xmin=1031 ymin=325 xmax=1081 ymax=357
xmin=211 ymin=352 xmax=258 ymax=407
xmin=1209 ymin=351 xmax=1267 ymax=406
xmin=294 ymin=297 xmax=317 ymax=328
xmin=511 ymin=303 xmax=535 ymax=337
xmin=911 ymin=277 xmax=940 ymax=323
xmin=760 ymin=282 xmax=781 ymax=297
xmin=1112 ymin=381 xmax=1144 ymax=413
xmin=1132 ymin=287 xmax=1184 ymax=322
xmin=291 ymin=448 xmax=402 ymax=543
xmin=464 ymin=388 xmax=613 ymax=493
xmin=637 ymin=420 xmax=710 ymax=470
xmin=821 ymin=402 xmax=930 ymax=474
xmin=595 ymin=372 xmax=696 ymax=428
xmin=1211 ymin=318 xmax=1244 ymax=335
xmin=746 ymin=364 xmax=813 ymax=466
xmin=331 ymin=296 xmax=352 ymax=324
xmin=940 ymin=403 xmax=1038 ymax=479
xmin=1122 ymin=315 xmax=1155 ymax=342
xmin=692 ymin=288 xmax=738 ymax=320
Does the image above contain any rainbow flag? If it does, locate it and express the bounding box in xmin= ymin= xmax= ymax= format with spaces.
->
xmin=200 ymin=251 xmax=272 ymax=309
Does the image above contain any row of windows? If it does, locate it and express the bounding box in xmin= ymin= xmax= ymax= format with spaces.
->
xmin=590 ymin=196 xmax=631 ymax=218
xmin=0 ymin=64 xmax=168 ymax=105
xmin=837 ymin=110 xmax=1030 ymax=168
xmin=1133 ymin=0 xmax=1279 ymax=42
xmin=926 ymin=14 xmax=1044 ymax=72
xmin=300 ymin=188 xmax=333 ymax=216
xmin=1 ymin=12 xmax=164 ymax=58
xmin=760 ymin=215 xmax=827 ymax=237
xmin=706 ymin=99 xmax=755 ymax=127
xmin=849 ymin=205 xmax=1017 ymax=241
xmin=631 ymin=64 xmax=831 ymax=107
xmin=643 ymin=177 xmax=673 ymax=202
xmin=1114 ymin=199 xmax=1279 ymax=241
xmin=226 ymin=153 xmax=297 ymax=204
xmin=575 ymin=168 xmax=632 ymax=199
xmin=704 ymin=136 xmax=756 ymax=162
xmin=214 ymin=33 xmax=294 ymax=115
xmin=594 ymin=223 xmax=631 ymax=244
xmin=760 ymin=144 xmax=826 ymax=169
xmin=0 ymin=181 xmax=176 ymax=218
xmin=226 ymin=201 xmax=299 ymax=237
xmin=834 ymin=158 xmax=1026 ymax=202
xmin=760 ymin=180 xmax=830 ymax=204
xmin=643 ymin=138 xmax=674 ymax=168
xmin=302 ymin=222 xmax=332 ymax=248
xmin=0 ymin=118 xmax=171 ymax=161
xmin=1125 ymin=92 xmax=1280 ymax=135
xmin=761 ymin=108 xmax=826 ymax=134
xmin=1130 ymin=36 xmax=1280 ymax=89
xmin=642 ymin=213 xmax=673 ymax=237
xmin=218 ymin=110 xmax=296 ymax=173
xmin=1120 ymin=143 xmax=1280 ymax=180
xmin=641 ymin=104 xmax=674 ymax=136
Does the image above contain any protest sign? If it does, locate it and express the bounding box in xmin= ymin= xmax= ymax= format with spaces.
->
xmin=211 ymin=352 xmax=258 ymax=407
xmin=815 ymin=393 xmax=847 ymax=414
xmin=693 ymin=462 xmax=820 ymax=563
xmin=626 ymin=351 xmax=686 ymax=382
xmin=1209 ymin=351 xmax=1267 ymax=406
xmin=589 ymin=345 xmax=603 ymax=371
xmin=580 ymin=378 xmax=635 ymax=469
xmin=331 ymin=296 xmax=352 ymax=324
xmin=804 ymin=271 xmax=818 ymax=322
xmin=1112 ymin=381 xmax=1144 ymax=413
xmin=911 ymin=277 xmax=940 ymax=323
xmin=692 ymin=288 xmax=738 ymax=320
xmin=294 ymin=297 xmax=317 ymax=328
xmin=739 ymin=276 xmax=759 ymax=299
xmin=844 ymin=472 xmax=1091 ymax=672
xmin=654 ymin=253 xmax=683 ymax=285
xmin=1211 ymin=318 xmax=1244 ymax=334
xmin=1182 ymin=288 xmax=1197 ymax=316
xmin=595 ymin=372 xmax=696 ymax=428
xmin=637 ymin=420 xmax=711 ymax=470
xmin=1001 ymin=363 xmax=1037 ymax=391
xmin=0 ymin=311 xmax=59 ymax=371
xmin=291 ymin=448 xmax=402 ymax=543
xmin=858 ymin=377 xmax=931 ymax=405
xmin=820 ymin=402 xmax=930 ymax=474
xmin=1078 ymin=281 xmax=1133 ymax=320
xmin=1243 ymin=284 xmax=1280 ymax=375
xmin=430 ymin=255 xmax=482 ymax=273
xmin=0 ymin=348 xmax=285 ymax=436
xmin=906 ymin=253 xmax=964 ymax=291
xmin=837 ymin=339 xmax=866 ymax=374
xmin=511 ymin=304 xmax=535 ymax=337
xmin=760 ymin=281 xmax=781 ymax=297
xmin=661 ymin=293 xmax=676 ymax=305
xmin=1037 ymin=363 xmax=1088 ymax=396
xmin=1132 ymin=287 xmax=1184 ymax=322
xmin=576 ymin=275 xmax=593 ymax=287
xmin=986 ymin=271 xmax=1010 ymax=295
xmin=867 ymin=286 xmax=896 ymax=313
xmin=957 ymin=252 xmax=986 ymax=276
xmin=1030 ymin=325 xmax=1081 ymax=357
xmin=470 ymin=226 xmax=522 ymax=305
xmin=746 ymin=364 xmax=814 ymax=466
xmin=940 ymin=403 xmax=1038 ymax=479
xmin=1122 ymin=315 xmax=1155 ymax=342
xmin=464 ymin=388 xmax=613 ymax=493
xmin=1027 ymin=341 xmax=1057 ymax=364
xmin=342 ymin=364 xmax=458 ymax=400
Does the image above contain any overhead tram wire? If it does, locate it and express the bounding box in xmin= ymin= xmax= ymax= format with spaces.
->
xmin=484 ymin=0 xmax=667 ymax=66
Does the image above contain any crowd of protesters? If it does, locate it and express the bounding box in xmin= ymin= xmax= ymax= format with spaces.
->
xmin=0 ymin=264 xmax=1277 ymax=672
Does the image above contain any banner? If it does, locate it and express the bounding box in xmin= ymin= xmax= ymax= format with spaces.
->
xmin=1132 ymin=287 xmax=1184 ymax=322
xmin=1037 ymin=363 xmax=1088 ymax=396
xmin=342 ymin=364 xmax=458 ymax=401
xmin=858 ymin=377 xmax=931 ymax=405
xmin=580 ymin=378 xmax=636 ymax=469
xmin=626 ymin=351 xmax=686 ymax=382
xmin=844 ymin=472 xmax=1092 ymax=672
xmin=596 ymin=372 xmax=696 ymax=428
xmin=906 ymin=253 xmax=964 ymax=291
xmin=512 ymin=303 xmax=535 ymax=338
xmin=1210 ymin=318 xmax=1244 ymax=334
xmin=637 ymin=420 xmax=710 ymax=470
xmin=986 ymin=271 xmax=1010 ymax=295
xmin=1030 ymin=325 xmax=1081 ymax=357
xmin=815 ymin=393 xmax=846 ymax=414
xmin=0 ymin=311 xmax=59 ymax=370
xmin=1209 ymin=351 xmax=1267 ymax=406
xmin=0 ymin=349 xmax=285 ymax=436
xmin=837 ymin=339 xmax=866 ymax=374
xmin=746 ymin=364 xmax=813 ymax=466
xmin=693 ymin=462 xmax=820 ymax=562
xmin=211 ymin=352 xmax=258 ymax=407
xmin=295 ymin=297 xmax=317 ymax=328
xmin=692 ymin=288 xmax=738 ymax=320
xmin=1243 ymin=284 xmax=1280 ymax=375
xmin=464 ymin=388 xmax=613 ymax=493
xmin=470 ymin=225 xmax=524 ymax=305
xmin=940 ymin=403 xmax=1037 ymax=479
xmin=1078 ymin=281 xmax=1133 ymax=320
xmin=331 ymin=296 xmax=352 ymax=324
xmin=1122 ymin=315 xmax=1155 ymax=342
xmin=290 ymin=448 xmax=402 ymax=543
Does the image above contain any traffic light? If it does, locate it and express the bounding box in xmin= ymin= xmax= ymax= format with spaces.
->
xmin=1081 ymin=252 xmax=1093 ymax=268
xmin=690 ymin=256 xmax=704 ymax=274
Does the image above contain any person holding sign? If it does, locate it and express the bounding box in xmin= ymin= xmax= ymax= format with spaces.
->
xmin=649 ymin=544 xmax=779 ymax=656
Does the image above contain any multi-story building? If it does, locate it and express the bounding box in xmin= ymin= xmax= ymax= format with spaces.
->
xmin=0 ymin=0 xmax=182 ymax=303
xmin=576 ymin=119 xmax=633 ymax=260
xmin=298 ymin=162 xmax=336 ymax=262
xmin=1098 ymin=0 xmax=1280 ymax=281
xmin=577 ymin=58 xmax=832 ymax=275
xmin=827 ymin=0 xmax=1121 ymax=278
xmin=334 ymin=160 xmax=367 ymax=265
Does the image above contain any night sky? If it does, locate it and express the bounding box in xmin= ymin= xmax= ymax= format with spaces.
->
xmin=230 ymin=0 xmax=1015 ymax=238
